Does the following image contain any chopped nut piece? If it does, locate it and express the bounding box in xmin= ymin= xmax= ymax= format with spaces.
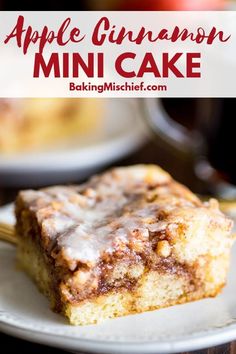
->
xmin=83 ymin=188 xmax=97 ymax=198
xmin=156 ymin=240 xmax=171 ymax=257
xmin=51 ymin=201 xmax=62 ymax=210
xmin=74 ymin=270 xmax=91 ymax=286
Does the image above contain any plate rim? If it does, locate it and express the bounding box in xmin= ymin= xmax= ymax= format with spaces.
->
xmin=1 ymin=315 xmax=236 ymax=354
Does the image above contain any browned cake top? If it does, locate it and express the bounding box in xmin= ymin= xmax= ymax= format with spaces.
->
xmin=18 ymin=165 xmax=233 ymax=271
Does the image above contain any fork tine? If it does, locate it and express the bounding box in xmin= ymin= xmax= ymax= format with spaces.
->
xmin=0 ymin=232 xmax=17 ymax=244
xmin=0 ymin=221 xmax=16 ymax=244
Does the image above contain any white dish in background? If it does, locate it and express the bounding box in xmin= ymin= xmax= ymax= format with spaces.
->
xmin=0 ymin=99 xmax=147 ymax=186
xmin=0 ymin=206 xmax=236 ymax=353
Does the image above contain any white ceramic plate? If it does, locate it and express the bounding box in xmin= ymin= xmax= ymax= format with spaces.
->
xmin=0 ymin=99 xmax=146 ymax=186
xmin=0 ymin=206 xmax=236 ymax=354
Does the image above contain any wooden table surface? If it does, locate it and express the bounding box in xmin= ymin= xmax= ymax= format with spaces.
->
xmin=0 ymin=141 xmax=235 ymax=354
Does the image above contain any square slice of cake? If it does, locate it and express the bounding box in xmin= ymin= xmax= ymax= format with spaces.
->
xmin=0 ymin=98 xmax=101 ymax=153
xmin=15 ymin=165 xmax=234 ymax=325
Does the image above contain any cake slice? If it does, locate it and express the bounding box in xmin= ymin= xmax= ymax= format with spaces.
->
xmin=15 ymin=165 xmax=234 ymax=325
xmin=0 ymin=98 xmax=101 ymax=153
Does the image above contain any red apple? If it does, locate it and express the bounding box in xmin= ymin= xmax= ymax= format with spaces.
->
xmin=119 ymin=0 xmax=225 ymax=10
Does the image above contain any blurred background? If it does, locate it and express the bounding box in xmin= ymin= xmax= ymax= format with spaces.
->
xmin=0 ymin=0 xmax=228 ymax=10
xmin=0 ymin=0 xmax=235 ymax=203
